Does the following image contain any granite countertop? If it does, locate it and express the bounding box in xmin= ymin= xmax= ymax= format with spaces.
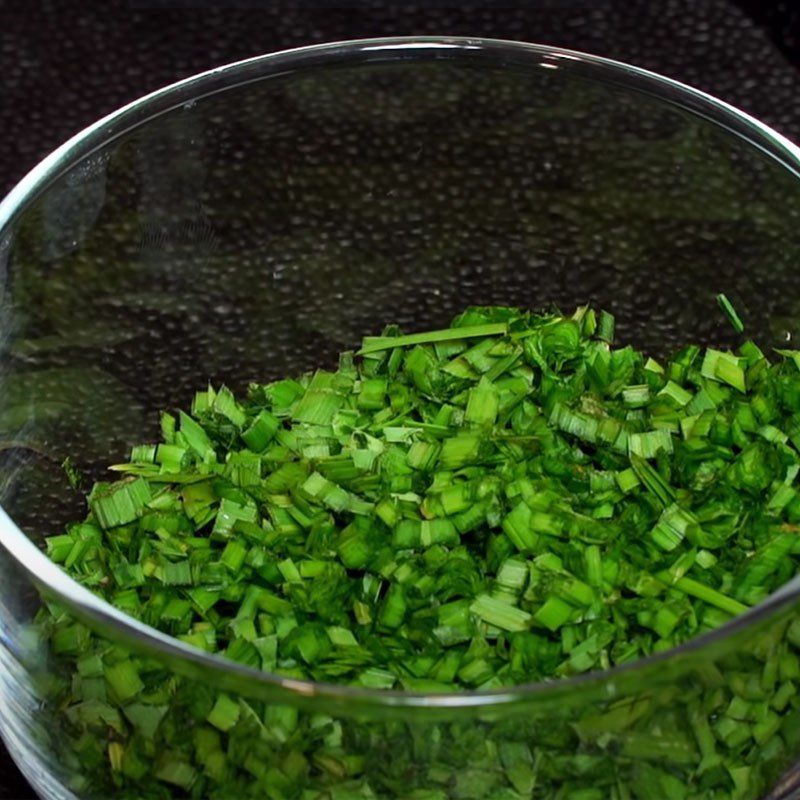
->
xmin=0 ymin=1 xmax=797 ymax=797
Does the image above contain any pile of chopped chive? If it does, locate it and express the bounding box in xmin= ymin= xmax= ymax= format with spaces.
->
xmin=35 ymin=299 xmax=800 ymax=798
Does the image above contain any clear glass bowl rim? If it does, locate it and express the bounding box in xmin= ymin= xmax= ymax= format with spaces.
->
xmin=2 ymin=35 xmax=800 ymax=713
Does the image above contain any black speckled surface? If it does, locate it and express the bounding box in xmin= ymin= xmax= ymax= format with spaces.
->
xmin=0 ymin=2 xmax=798 ymax=797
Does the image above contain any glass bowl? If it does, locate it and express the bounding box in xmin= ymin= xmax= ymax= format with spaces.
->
xmin=2 ymin=36 xmax=800 ymax=800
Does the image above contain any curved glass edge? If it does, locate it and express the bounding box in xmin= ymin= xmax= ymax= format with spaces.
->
xmin=0 ymin=641 xmax=80 ymax=800
xmin=1 ymin=36 xmax=798 ymax=230
xmin=1 ymin=36 xmax=800 ymax=714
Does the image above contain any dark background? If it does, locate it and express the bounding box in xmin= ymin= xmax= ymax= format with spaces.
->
xmin=0 ymin=1 xmax=798 ymax=797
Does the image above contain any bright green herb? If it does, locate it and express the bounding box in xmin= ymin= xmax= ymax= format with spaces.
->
xmin=717 ymin=292 xmax=745 ymax=334
xmin=42 ymin=302 xmax=800 ymax=679
xmin=35 ymin=303 xmax=800 ymax=798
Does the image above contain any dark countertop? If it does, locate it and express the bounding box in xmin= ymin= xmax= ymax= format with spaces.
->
xmin=0 ymin=1 xmax=798 ymax=797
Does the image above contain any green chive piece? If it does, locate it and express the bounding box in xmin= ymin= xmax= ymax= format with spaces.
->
xmin=104 ymin=660 xmax=144 ymax=703
xmin=470 ymin=594 xmax=532 ymax=632
xmin=716 ymin=293 xmax=745 ymax=334
xmin=359 ymin=323 xmax=507 ymax=355
xmin=701 ymin=349 xmax=746 ymax=393
xmin=242 ymin=410 xmax=280 ymax=452
xmin=89 ymin=479 xmax=152 ymax=529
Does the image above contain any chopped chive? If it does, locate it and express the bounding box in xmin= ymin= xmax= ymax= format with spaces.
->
xmin=622 ymin=383 xmax=650 ymax=408
xmin=658 ymin=381 xmax=693 ymax=407
xmin=598 ymin=310 xmax=615 ymax=343
xmin=470 ymin=594 xmax=531 ymax=632
xmin=671 ymin=576 xmax=749 ymax=616
xmin=104 ymin=660 xmax=144 ymax=703
xmin=89 ymin=478 xmax=152 ymax=529
xmin=212 ymin=386 xmax=247 ymax=428
xmin=651 ymin=504 xmax=698 ymax=552
xmin=206 ymin=694 xmax=241 ymax=731
xmin=702 ymin=349 xmax=746 ymax=393
xmin=716 ymin=293 xmax=745 ymax=334
xmin=35 ymin=300 xmax=800 ymax=800
xmin=155 ymin=757 xmax=197 ymax=790
xmin=464 ymin=377 xmax=500 ymax=426
xmin=359 ymin=323 xmax=507 ymax=355
xmin=628 ymin=429 xmax=673 ymax=459
xmin=242 ymin=410 xmax=280 ymax=452
xmin=534 ymin=596 xmax=575 ymax=631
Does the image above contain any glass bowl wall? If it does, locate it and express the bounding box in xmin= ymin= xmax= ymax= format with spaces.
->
xmin=1 ymin=38 xmax=800 ymax=800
